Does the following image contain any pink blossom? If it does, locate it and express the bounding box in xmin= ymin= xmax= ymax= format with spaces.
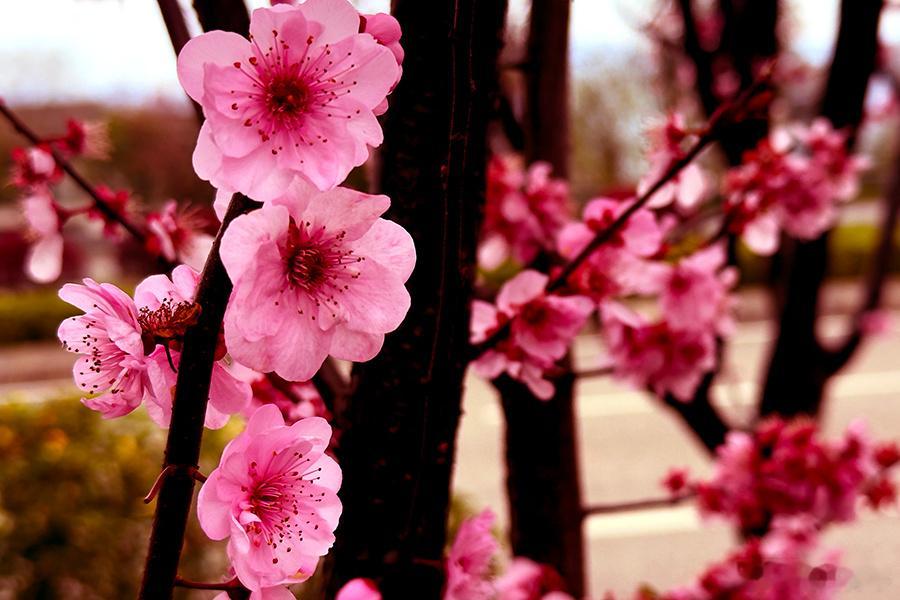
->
xmin=337 ymin=578 xmax=382 ymax=600
xmin=213 ymin=586 xmax=296 ymax=600
xmin=444 ymin=509 xmax=498 ymax=600
xmin=556 ymin=197 xmax=663 ymax=301
xmin=858 ymin=309 xmax=892 ymax=336
xmin=656 ymin=516 xmax=847 ymax=600
xmin=57 ymin=278 xmax=149 ymax=418
xmin=653 ymin=243 xmax=737 ymax=335
xmin=9 ymin=146 xmax=61 ymax=189
xmin=496 ymin=557 xmax=571 ymax=600
xmin=146 ymin=200 xmax=214 ymax=270
xmin=661 ymin=467 xmax=691 ymax=496
xmin=601 ymin=301 xmax=717 ymax=401
xmin=695 ymin=418 xmax=899 ymax=531
xmin=479 ymin=155 xmax=571 ymax=269
xmin=90 ymin=186 xmax=131 ymax=238
xmin=135 ymin=265 xmax=252 ymax=429
xmin=198 ymin=404 xmax=341 ymax=591
xmin=53 ymin=119 xmax=110 ymax=160
xmin=22 ymin=191 xmax=64 ymax=283
xmin=221 ymin=182 xmax=415 ymax=381
xmin=637 ymin=114 xmax=708 ymax=211
xmin=244 ymin=371 xmax=331 ymax=425
xmin=725 ymin=119 xmax=865 ymax=255
xmin=470 ymin=270 xmax=593 ymax=399
xmin=362 ymin=13 xmax=404 ymax=115
xmin=58 ymin=267 xmax=252 ymax=428
xmin=177 ymin=1 xmax=400 ymax=198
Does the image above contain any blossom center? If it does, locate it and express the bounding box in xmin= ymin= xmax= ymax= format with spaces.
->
xmin=138 ymin=299 xmax=201 ymax=354
xmin=266 ymin=75 xmax=310 ymax=118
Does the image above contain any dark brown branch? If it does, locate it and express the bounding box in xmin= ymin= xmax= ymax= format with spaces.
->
xmin=138 ymin=194 xmax=259 ymax=600
xmin=156 ymin=0 xmax=204 ymax=122
xmin=583 ymin=492 xmax=696 ymax=516
xmin=575 ymin=366 xmax=614 ymax=378
xmin=823 ymin=109 xmax=900 ymax=374
xmin=174 ymin=576 xmax=242 ymax=591
xmin=191 ymin=0 xmax=250 ymax=35
xmin=0 ymin=100 xmax=148 ymax=243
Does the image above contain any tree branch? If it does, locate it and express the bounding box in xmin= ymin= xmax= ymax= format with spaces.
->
xmin=583 ymin=492 xmax=696 ymax=516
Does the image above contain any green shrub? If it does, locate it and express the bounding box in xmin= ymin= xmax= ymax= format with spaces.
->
xmin=0 ymin=397 xmax=237 ymax=598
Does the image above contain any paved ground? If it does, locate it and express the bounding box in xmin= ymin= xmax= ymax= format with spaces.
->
xmin=3 ymin=285 xmax=900 ymax=598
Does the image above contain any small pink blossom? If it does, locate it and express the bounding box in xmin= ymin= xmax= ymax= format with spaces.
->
xmin=135 ymin=265 xmax=252 ymax=429
xmin=53 ymin=119 xmax=110 ymax=160
xmin=146 ymin=200 xmax=214 ymax=270
xmin=336 ymin=578 xmax=382 ymax=600
xmin=653 ymin=243 xmax=737 ymax=335
xmin=656 ymin=516 xmax=847 ymax=600
xmin=57 ymin=278 xmax=149 ymax=418
xmin=601 ymin=301 xmax=717 ymax=401
xmin=479 ymin=155 xmax=571 ymax=269
xmin=470 ymin=270 xmax=593 ymax=399
xmin=362 ymin=13 xmax=404 ymax=115
xmin=221 ymin=181 xmax=415 ymax=381
xmin=556 ymin=197 xmax=663 ymax=301
xmin=22 ymin=191 xmax=65 ymax=283
xmin=10 ymin=146 xmax=61 ymax=189
xmin=637 ymin=114 xmax=708 ymax=211
xmin=725 ymin=119 xmax=865 ymax=255
xmin=496 ymin=557 xmax=571 ymax=600
xmin=58 ymin=267 xmax=251 ymax=428
xmin=444 ymin=509 xmax=498 ymax=600
xmin=198 ymin=404 xmax=341 ymax=591
xmin=245 ymin=371 xmax=331 ymax=425
xmin=90 ymin=186 xmax=131 ymax=238
xmin=178 ymin=1 xmax=400 ymax=198
xmin=214 ymin=585 xmax=296 ymax=600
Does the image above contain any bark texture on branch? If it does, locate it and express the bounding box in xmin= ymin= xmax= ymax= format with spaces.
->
xmin=329 ymin=0 xmax=507 ymax=597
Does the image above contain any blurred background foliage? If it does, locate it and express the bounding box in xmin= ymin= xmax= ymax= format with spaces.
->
xmin=0 ymin=398 xmax=239 ymax=599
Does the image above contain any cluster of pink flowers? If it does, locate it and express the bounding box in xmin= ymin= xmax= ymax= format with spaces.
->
xmin=479 ymin=155 xmax=572 ymax=270
xmin=57 ymin=265 xmax=251 ymax=428
xmin=445 ymin=509 xmax=575 ymax=600
xmin=601 ymin=243 xmax=736 ymax=401
xmin=724 ymin=118 xmax=866 ymax=255
xmin=472 ymin=156 xmax=738 ymax=401
xmin=470 ymin=270 xmax=593 ymax=399
xmin=666 ymin=418 xmax=899 ymax=532
xmin=643 ymin=516 xmax=846 ymax=600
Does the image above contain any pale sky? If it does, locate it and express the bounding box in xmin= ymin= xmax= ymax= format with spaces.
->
xmin=0 ymin=0 xmax=896 ymax=106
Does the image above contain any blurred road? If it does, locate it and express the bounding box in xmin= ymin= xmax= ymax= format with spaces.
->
xmin=456 ymin=311 xmax=900 ymax=599
xmin=2 ymin=285 xmax=899 ymax=598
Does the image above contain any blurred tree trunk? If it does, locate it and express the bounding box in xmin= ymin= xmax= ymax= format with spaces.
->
xmin=494 ymin=0 xmax=585 ymax=596
xmin=670 ymin=0 xmax=778 ymax=453
xmin=328 ymin=0 xmax=507 ymax=598
xmin=759 ymin=0 xmax=884 ymax=418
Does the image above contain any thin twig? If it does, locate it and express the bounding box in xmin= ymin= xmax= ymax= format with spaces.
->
xmin=0 ymin=99 xmax=148 ymax=243
xmin=582 ymin=491 xmax=696 ymax=517
xmin=174 ymin=576 xmax=242 ymax=591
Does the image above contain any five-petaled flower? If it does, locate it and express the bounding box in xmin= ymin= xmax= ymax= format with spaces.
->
xmin=198 ymin=404 xmax=342 ymax=591
xmin=221 ymin=179 xmax=415 ymax=381
xmin=177 ymin=0 xmax=400 ymax=199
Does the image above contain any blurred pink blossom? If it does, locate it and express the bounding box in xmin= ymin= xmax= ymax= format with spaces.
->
xmin=21 ymin=191 xmax=64 ymax=283
xmin=444 ymin=509 xmax=498 ymax=600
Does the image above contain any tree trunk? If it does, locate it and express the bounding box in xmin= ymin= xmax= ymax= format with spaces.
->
xmin=494 ymin=0 xmax=585 ymax=595
xmin=759 ymin=0 xmax=883 ymax=418
xmin=328 ymin=0 xmax=507 ymax=597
